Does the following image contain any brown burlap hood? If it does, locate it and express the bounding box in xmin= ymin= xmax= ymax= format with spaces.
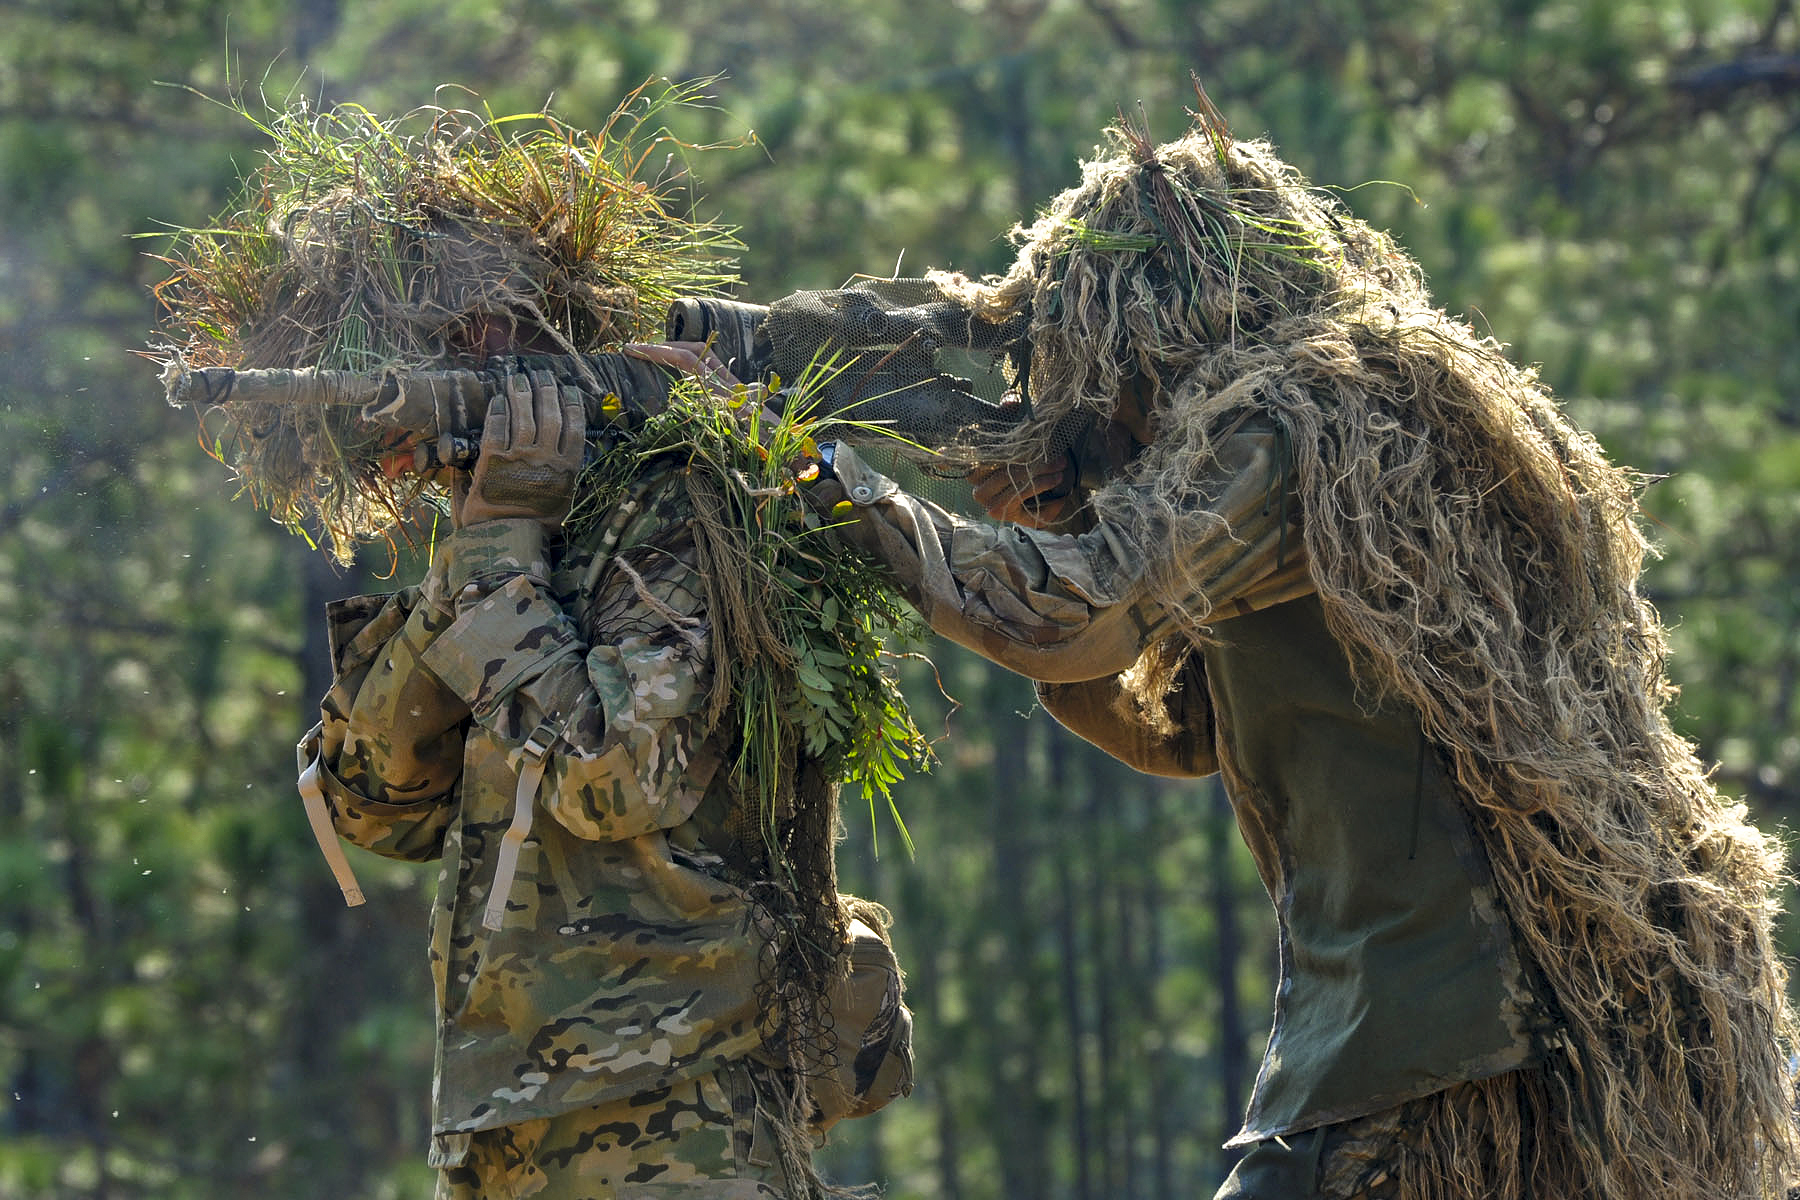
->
xmin=932 ymin=114 xmax=1798 ymax=1198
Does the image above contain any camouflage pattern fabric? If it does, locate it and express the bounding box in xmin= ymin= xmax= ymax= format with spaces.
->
xmin=823 ymin=422 xmax=1314 ymax=685
xmin=434 ymin=1062 xmax=789 ymax=1200
xmin=310 ymin=462 xmax=781 ymax=1167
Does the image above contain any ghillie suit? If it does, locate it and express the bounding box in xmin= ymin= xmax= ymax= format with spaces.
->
xmin=922 ymin=113 xmax=1800 ymax=1198
xmin=153 ymin=89 xmax=919 ymax=1199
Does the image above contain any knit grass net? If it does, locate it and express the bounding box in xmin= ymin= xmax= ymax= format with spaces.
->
xmin=150 ymin=87 xmax=926 ymax=1195
xmin=932 ymin=102 xmax=1799 ymax=1198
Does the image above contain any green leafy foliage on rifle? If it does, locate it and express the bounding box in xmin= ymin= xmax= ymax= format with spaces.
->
xmin=571 ymin=369 xmax=930 ymax=854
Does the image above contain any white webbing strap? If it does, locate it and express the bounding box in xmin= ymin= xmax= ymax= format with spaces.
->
xmin=482 ymin=721 xmax=557 ymax=931
xmin=296 ymin=730 xmax=366 ymax=907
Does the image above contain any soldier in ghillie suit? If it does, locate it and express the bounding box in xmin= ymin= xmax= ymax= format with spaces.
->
xmin=155 ymin=97 xmax=913 ymax=1199
xmin=308 ymin=364 xmax=909 ymax=1200
xmin=795 ymin=110 xmax=1799 ymax=1197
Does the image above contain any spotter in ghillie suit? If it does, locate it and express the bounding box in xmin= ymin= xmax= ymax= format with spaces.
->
xmin=802 ymin=98 xmax=1799 ymax=1198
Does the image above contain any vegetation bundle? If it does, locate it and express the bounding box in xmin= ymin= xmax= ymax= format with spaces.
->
xmin=570 ymin=374 xmax=929 ymax=845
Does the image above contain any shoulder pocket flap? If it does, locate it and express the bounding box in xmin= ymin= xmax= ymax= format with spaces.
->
xmin=587 ymin=636 xmax=707 ymax=726
xmin=326 ymin=587 xmax=422 ymax=674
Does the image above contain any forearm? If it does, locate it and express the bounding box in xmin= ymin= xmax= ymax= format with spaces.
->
xmin=821 ymin=451 xmax=1146 ymax=680
xmin=826 ymin=428 xmax=1306 ymax=682
xmin=1035 ymin=662 xmax=1219 ymax=778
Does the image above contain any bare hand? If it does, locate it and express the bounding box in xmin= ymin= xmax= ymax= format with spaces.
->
xmin=967 ymin=453 xmax=1079 ymax=527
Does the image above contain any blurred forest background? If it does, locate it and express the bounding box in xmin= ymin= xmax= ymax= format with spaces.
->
xmin=2 ymin=1 xmax=1798 ymax=1197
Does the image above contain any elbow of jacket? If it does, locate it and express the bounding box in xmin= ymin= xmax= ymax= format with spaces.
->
xmin=945 ymin=625 xmax=1133 ymax=684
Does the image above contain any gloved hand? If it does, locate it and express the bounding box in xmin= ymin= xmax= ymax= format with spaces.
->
xmin=622 ymin=341 xmax=784 ymax=427
xmin=452 ymin=366 xmax=587 ymax=529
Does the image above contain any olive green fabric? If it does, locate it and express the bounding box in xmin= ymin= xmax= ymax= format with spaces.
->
xmin=1203 ymin=595 xmax=1543 ymax=1140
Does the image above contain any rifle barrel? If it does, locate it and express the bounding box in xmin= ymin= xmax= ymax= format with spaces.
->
xmin=160 ymin=355 xmax=678 ymax=442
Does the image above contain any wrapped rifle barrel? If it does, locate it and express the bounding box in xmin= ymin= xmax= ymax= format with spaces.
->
xmin=162 ymin=286 xmax=1060 ymax=477
xmin=164 ymin=347 xmax=682 ymax=472
xmin=162 ymin=298 xmax=776 ymax=472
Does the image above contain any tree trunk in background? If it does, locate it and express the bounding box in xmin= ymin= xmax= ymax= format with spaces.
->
xmin=988 ymin=695 xmax=1051 ymax=1200
xmin=1049 ymin=729 xmax=1095 ymax=1200
xmin=1142 ymin=781 xmax=1178 ymax=1198
xmin=1109 ymin=842 xmax=1135 ymax=1200
xmin=1084 ymin=762 xmax=1121 ymax=1200
xmin=917 ymin=941 xmax=965 ymax=1200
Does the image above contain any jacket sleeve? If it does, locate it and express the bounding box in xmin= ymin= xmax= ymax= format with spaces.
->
xmin=312 ymin=575 xmax=467 ymax=863
xmin=415 ymin=518 xmax=723 ymax=843
xmin=825 ymin=419 xmax=1313 ymax=684
xmin=1033 ymin=657 xmax=1220 ymax=779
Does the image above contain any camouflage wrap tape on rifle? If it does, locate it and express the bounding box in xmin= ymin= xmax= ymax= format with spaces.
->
xmin=160 ymin=352 xmax=680 ymax=469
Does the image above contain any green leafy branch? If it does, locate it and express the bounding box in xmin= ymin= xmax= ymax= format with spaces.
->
xmin=570 ymin=361 xmax=931 ymax=856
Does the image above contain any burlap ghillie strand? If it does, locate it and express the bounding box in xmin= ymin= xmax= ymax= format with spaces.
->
xmin=932 ymin=114 xmax=1798 ymax=1199
xmin=1312 ymin=1073 xmax=1555 ymax=1200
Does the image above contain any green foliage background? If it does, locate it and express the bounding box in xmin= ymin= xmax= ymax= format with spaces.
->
xmin=1 ymin=1 xmax=1795 ymax=1196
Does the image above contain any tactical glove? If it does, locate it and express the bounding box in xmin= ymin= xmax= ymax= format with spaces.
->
xmin=453 ymin=366 xmax=587 ymax=529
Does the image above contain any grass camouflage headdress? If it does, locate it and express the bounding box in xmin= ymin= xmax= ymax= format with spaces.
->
xmin=934 ymin=96 xmax=1799 ymax=1198
xmin=151 ymin=80 xmax=739 ymax=561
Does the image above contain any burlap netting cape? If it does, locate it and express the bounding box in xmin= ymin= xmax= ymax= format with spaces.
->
xmin=926 ymin=123 xmax=1798 ymax=1198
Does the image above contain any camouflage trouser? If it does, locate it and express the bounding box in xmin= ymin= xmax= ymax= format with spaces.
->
xmin=433 ymin=1063 xmax=794 ymax=1200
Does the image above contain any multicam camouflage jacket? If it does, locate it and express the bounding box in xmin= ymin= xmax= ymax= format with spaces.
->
xmin=302 ymin=463 xmax=772 ymax=1166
